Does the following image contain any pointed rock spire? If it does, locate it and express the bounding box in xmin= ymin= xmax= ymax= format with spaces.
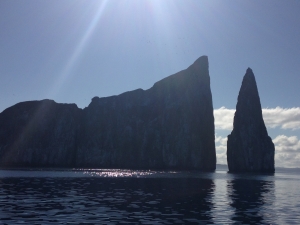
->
xmin=227 ymin=68 xmax=275 ymax=172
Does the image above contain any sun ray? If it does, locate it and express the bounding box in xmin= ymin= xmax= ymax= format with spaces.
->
xmin=49 ymin=0 xmax=108 ymax=99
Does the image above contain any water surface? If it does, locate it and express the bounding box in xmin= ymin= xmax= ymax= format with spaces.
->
xmin=0 ymin=166 xmax=299 ymax=224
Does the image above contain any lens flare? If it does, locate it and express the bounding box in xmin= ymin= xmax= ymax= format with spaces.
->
xmin=49 ymin=0 xmax=108 ymax=98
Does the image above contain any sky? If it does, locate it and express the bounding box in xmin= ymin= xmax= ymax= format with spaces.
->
xmin=0 ymin=0 xmax=299 ymax=168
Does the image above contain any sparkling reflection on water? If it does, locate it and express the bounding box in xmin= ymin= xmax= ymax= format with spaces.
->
xmin=0 ymin=167 xmax=299 ymax=224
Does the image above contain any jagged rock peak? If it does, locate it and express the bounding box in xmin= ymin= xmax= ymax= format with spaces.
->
xmin=191 ymin=55 xmax=209 ymax=76
xmin=192 ymin=55 xmax=208 ymax=67
xmin=235 ymin=67 xmax=262 ymax=119
xmin=227 ymin=68 xmax=275 ymax=173
xmin=240 ymin=68 xmax=257 ymax=89
xmin=241 ymin=67 xmax=257 ymax=86
xmin=246 ymin=67 xmax=253 ymax=73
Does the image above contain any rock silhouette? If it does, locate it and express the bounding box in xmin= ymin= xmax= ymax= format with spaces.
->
xmin=0 ymin=56 xmax=216 ymax=170
xmin=227 ymin=68 xmax=275 ymax=172
xmin=0 ymin=100 xmax=81 ymax=167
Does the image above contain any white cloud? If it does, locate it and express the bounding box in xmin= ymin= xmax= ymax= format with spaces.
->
xmin=273 ymin=135 xmax=300 ymax=150
xmin=215 ymin=135 xmax=227 ymax=146
xmin=214 ymin=107 xmax=235 ymax=130
xmin=214 ymin=107 xmax=300 ymax=131
xmin=214 ymin=106 xmax=300 ymax=168
xmin=216 ymin=151 xmax=227 ymax=165
xmin=215 ymin=134 xmax=300 ymax=168
xmin=273 ymin=135 xmax=300 ymax=168
xmin=262 ymin=107 xmax=300 ymax=130
xmin=215 ymin=134 xmax=227 ymax=165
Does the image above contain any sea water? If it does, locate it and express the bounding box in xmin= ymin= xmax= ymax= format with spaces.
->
xmin=0 ymin=165 xmax=299 ymax=224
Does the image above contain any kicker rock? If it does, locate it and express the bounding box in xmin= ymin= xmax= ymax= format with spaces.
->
xmin=227 ymin=68 xmax=275 ymax=172
xmin=0 ymin=56 xmax=216 ymax=171
xmin=77 ymin=55 xmax=216 ymax=170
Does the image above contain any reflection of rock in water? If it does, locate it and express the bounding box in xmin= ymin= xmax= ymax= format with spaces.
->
xmin=123 ymin=178 xmax=215 ymax=223
xmin=227 ymin=178 xmax=274 ymax=224
xmin=0 ymin=177 xmax=215 ymax=224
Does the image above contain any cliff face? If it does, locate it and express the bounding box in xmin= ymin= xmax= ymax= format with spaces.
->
xmin=0 ymin=100 xmax=81 ymax=167
xmin=227 ymin=68 xmax=275 ymax=173
xmin=77 ymin=56 xmax=216 ymax=170
xmin=0 ymin=55 xmax=216 ymax=170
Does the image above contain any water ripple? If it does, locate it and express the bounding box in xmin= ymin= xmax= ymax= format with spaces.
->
xmin=0 ymin=168 xmax=299 ymax=224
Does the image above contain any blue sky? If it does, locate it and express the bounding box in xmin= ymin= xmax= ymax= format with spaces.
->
xmin=0 ymin=0 xmax=299 ymax=167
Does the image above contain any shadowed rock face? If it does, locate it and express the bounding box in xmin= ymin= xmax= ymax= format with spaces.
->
xmin=227 ymin=68 xmax=275 ymax=173
xmin=0 ymin=100 xmax=81 ymax=167
xmin=77 ymin=56 xmax=216 ymax=170
xmin=0 ymin=56 xmax=216 ymax=170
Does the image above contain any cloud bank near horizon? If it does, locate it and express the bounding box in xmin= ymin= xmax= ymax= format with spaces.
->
xmin=214 ymin=107 xmax=300 ymax=131
xmin=214 ymin=107 xmax=300 ymax=168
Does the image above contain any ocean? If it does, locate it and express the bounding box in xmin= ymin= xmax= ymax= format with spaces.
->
xmin=0 ymin=165 xmax=299 ymax=224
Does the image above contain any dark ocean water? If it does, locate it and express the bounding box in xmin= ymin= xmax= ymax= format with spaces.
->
xmin=0 ymin=165 xmax=299 ymax=224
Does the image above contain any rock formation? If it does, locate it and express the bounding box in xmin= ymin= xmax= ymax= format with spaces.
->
xmin=0 ymin=100 xmax=81 ymax=167
xmin=0 ymin=55 xmax=216 ymax=170
xmin=227 ymin=68 xmax=275 ymax=173
xmin=77 ymin=56 xmax=216 ymax=170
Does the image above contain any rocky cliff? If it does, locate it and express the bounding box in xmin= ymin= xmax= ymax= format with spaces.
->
xmin=77 ymin=55 xmax=216 ymax=170
xmin=0 ymin=100 xmax=81 ymax=167
xmin=0 ymin=56 xmax=216 ymax=170
xmin=227 ymin=68 xmax=275 ymax=173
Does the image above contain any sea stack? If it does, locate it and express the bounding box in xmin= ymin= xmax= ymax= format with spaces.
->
xmin=227 ymin=68 xmax=275 ymax=173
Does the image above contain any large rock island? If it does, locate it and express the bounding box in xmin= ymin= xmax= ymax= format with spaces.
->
xmin=0 ymin=56 xmax=216 ymax=170
xmin=227 ymin=68 xmax=275 ymax=173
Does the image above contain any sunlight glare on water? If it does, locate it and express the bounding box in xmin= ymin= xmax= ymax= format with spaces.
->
xmin=0 ymin=167 xmax=299 ymax=224
xmin=79 ymin=168 xmax=178 ymax=178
